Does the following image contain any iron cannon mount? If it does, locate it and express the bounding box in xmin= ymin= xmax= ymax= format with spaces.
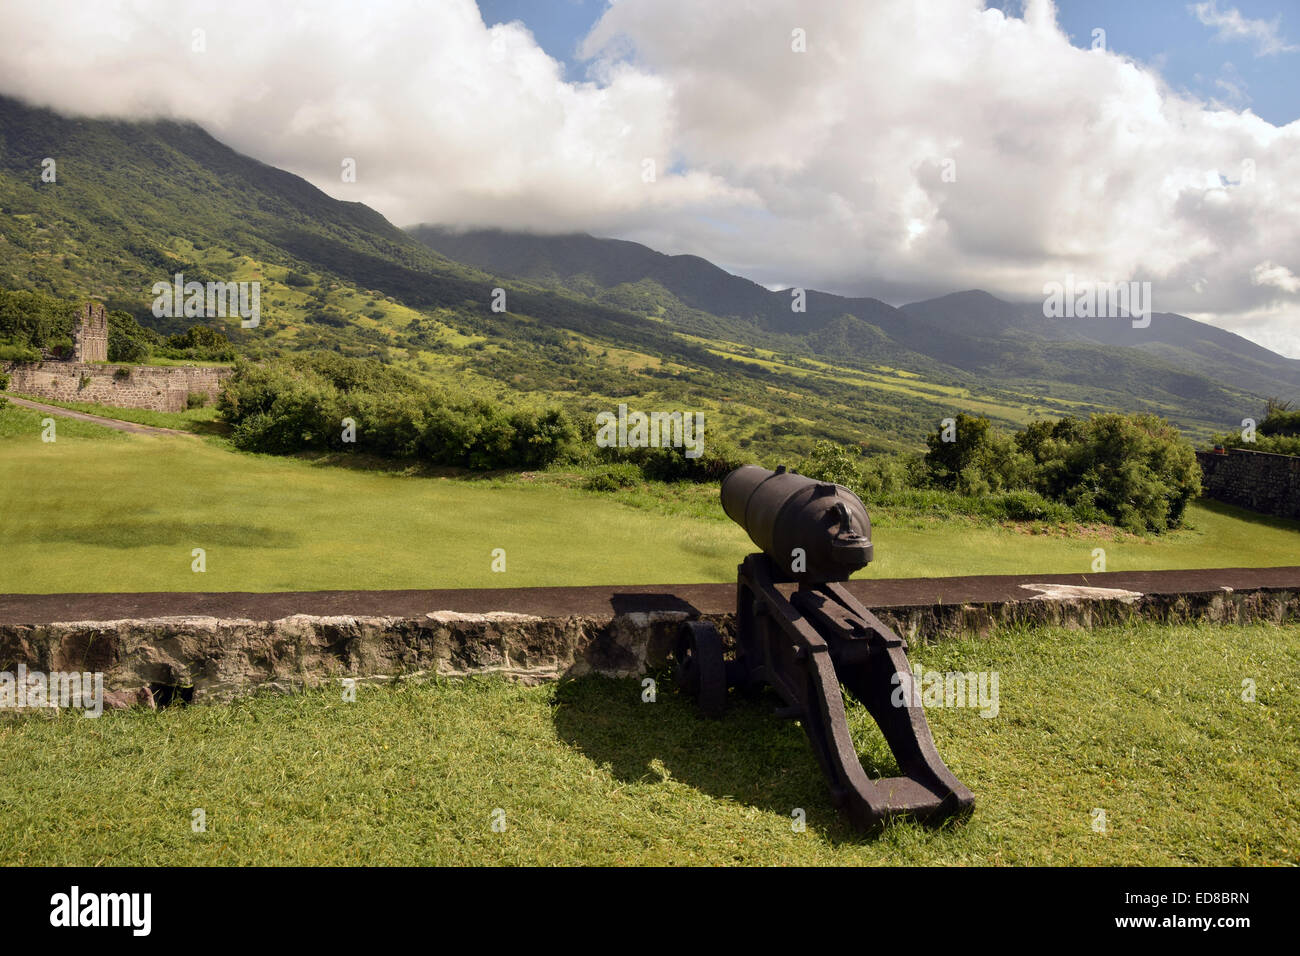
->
xmin=673 ymin=464 xmax=974 ymax=831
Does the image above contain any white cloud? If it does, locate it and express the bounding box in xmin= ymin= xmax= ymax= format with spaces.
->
xmin=1252 ymin=261 xmax=1300 ymax=293
xmin=1191 ymin=1 xmax=1299 ymax=56
xmin=0 ymin=0 xmax=1296 ymax=358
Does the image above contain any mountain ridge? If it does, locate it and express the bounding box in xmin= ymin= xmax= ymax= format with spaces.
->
xmin=411 ymin=226 xmax=1299 ymax=398
xmin=0 ymin=93 xmax=1290 ymax=455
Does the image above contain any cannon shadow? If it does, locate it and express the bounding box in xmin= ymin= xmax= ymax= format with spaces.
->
xmin=550 ymin=670 xmax=905 ymax=843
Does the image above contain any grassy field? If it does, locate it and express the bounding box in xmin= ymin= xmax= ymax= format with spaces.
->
xmin=8 ymin=393 xmax=223 ymax=433
xmin=1 ymin=402 xmax=1297 ymax=593
xmin=1 ymin=621 xmax=1295 ymax=865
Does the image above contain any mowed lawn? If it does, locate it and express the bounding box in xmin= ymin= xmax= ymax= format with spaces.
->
xmin=0 ymin=402 xmax=1297 ymax=593
xmin=0 ymin=622 xmax=1295 ymax=866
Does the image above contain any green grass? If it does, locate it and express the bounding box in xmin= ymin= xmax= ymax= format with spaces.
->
xmin=1 ymin=406 xmax=1297 ymax=592
xmin=8 ymin=393 xmax=222 ymax=432
xmin=125 ymin=357 xmax=234 ymax=368
xmin=0 ymin=401 xmax=128 ymax=442
xmin=1 ymin=621 xmax=1294 ymax=865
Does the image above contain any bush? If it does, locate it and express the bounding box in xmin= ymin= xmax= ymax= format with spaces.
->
xmin=155 ymin=325 xmax=236 ymax=362
xmin=108 ymin=310 xmax=158 ymax=363
xmin=1210 ymin=400 xmax=1300 ymax=455
xmin=0 ymin=370 xmax=8 ymax=410
xmin=583 ymin=463 xmax=641 ymax=492
xmin=1259 ymin=410 xmax=1300 ymax=437
xmin=798 ymin=440 xmax=864 ymax=487
xmin=625 ymin=437 xmax=749 ymax=483
xmin=0 ymin=343 xmax=40 ymax=363
xmin=186 ymin=391 xmax=208 ymax=409
xmin=808 ymin=411 xmax=1200 ymax=533
xmin=924 ymin=413 xmax=1030 ymax=494
xmin=0 ymin=289 xmax=77 ymax=352
xmin=993 ymin=489 xmax=1072 ymax=523
xmin=1024 ymin=413 xmax=1201 ymax=532
xmin=218 ymin=353 xmax=577 ymax=470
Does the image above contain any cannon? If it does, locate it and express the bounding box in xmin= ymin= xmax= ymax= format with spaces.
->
xmin=674 ymin=464 xmax=974 ymax=831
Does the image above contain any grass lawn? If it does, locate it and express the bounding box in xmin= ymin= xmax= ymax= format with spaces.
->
xmin=7 ymin=393 xmax=223 ymax=434
xmin=0 ymin=402 xmax=1297 ymax=592
xmin=1 ymin=621 xmax=1294 ymax=865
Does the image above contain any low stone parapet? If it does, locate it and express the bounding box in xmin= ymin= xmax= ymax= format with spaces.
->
xmin=1 ymin=567 xmax=1295 ymax=706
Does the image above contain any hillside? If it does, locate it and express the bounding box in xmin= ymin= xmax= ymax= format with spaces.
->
xmin=411 ymin=227 xmax=1298 ymax=428
xmin=1 ymin=94 xmax=1289 ymax=456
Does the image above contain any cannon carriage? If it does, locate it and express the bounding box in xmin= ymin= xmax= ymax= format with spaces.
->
xmin=674 ymin=464 xmax=974 ymax=831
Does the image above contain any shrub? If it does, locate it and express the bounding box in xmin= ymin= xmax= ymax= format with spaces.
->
xmin=156 ymin=325 xmax=236 ymax=362
xmin=924 ymin=413 xmax=1031 ymax=494
xmin=812 ymin=412 xmax=1200 ymax=532
xmin=798 ymin=439 xmax=863 ymax=487
xmin=994 ymin=489 xmax=1072 ymax=523
xmin=218 ymin=353 xmax=577 ymax=470
xmin=1210 ymin=400 xmax=1300 ymax=455
xmin=1045 ymin=413 xmax=1200 ymax=532
xmin=583 ymin=463 xmax=641 ymax=492
xmin=1259 ymin=409 xmax=1300 ymax=438
xmin=0 ymin=289 xmax=77 ymax=352
xmin=108 ymin=310 xmax=158 ymax=363
xmin=629 ymin=437 xmax=749 ymax=483
xmin=0 ymin=343 xmax=40 ymax=363
xmin=186 ymin=391 xmax=208 ymax=409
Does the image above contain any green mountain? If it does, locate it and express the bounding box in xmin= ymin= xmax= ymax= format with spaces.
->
xmin=1 ymin=94 xmax=1287 ymax=456
xmin=411 ymin=227 xmax=1299 ymax=419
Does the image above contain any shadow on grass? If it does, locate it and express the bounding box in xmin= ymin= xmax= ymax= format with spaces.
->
xmin=551 ymin=671 xmax=907 ymax=844
xmin=1194 ymin=496 xmax=1300 ymax=533
xmin=189 ymin=419 xmax=232 ymax=437
xmin=26 ymin=518 xmax=299 ymax=549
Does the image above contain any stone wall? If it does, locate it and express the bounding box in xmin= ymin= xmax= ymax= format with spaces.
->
xmin=2 ymin=361 xmax=231 ymax=412
xmin=1 ymin=579 xmax=1294 ymax=707
xmin=1197 ymin=448 xmax=1300 ymax=520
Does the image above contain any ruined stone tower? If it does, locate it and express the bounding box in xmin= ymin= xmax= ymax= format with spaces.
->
xmin=74 ymin=302 xmax=108 ymax=362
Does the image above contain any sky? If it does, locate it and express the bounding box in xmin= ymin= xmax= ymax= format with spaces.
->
xmin=0 ymin=0 xmax=1298 ymax=357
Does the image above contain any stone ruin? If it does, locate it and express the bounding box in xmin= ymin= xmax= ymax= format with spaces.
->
xmin=73 ymin=301 xmax=108 ymax=363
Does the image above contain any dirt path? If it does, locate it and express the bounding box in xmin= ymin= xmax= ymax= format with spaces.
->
xmin=6 ymin=396 xmax=197 ymax=438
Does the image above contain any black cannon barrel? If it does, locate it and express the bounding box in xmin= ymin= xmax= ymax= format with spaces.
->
xmin=721 ymin=464 xmax=873 ymax=581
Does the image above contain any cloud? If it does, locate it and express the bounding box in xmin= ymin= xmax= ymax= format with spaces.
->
xmin=0 ymin=0 xmax=1297 ymax=357
xmin=1191 ymin=1 xmax=1299 ymax=56
xmin=1252 ymin=261 xmax=1300 ymax=293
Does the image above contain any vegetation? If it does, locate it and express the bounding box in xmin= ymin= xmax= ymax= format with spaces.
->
xmin=155 ymin=324 xmax=236 ymax=362
xmin=218 ymin=352 xmax=576 ymax=469
xmin=800 ymin=411 xmax=1202 ymax=534
xmin=0 ymin=288 xmax=75 ymax=357
xmin=0 ymin=93 xmax=1285 ymax=475
xmin=106 ymin=309 xmax=156 ymax=363
xmin=1212 ymin=398 xmax=1300 ymax=457
xmin=2 ymin=402 xmax=1296 ymax=593
xmin=1 ymin=620 xmax=1295 ymax=865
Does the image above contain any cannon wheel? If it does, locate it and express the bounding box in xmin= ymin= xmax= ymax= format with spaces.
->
xmin=674 ymin=621 xmax=727 ymax=717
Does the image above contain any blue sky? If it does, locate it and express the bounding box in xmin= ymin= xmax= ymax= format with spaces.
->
xmin=480 ymin=0 xmax=1300 ymax=125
